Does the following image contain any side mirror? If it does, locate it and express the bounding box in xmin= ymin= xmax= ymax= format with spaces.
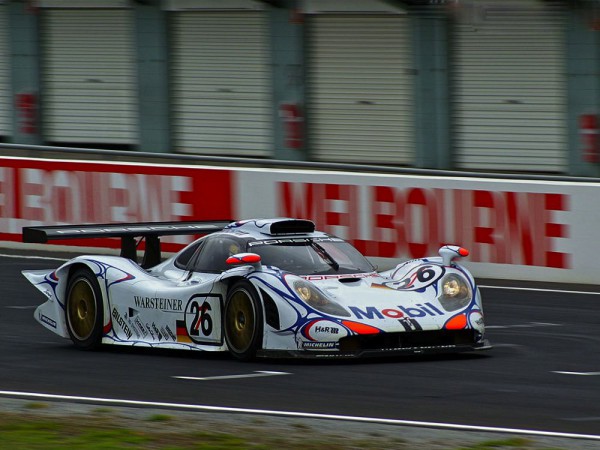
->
xmin=438 ymin=245 xmax=469 ymax=266
xmin=226 ymin=253 xmax=262 ymax=270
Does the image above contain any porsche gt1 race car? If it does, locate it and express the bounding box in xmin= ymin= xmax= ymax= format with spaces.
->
xmin=22 ymin=218 xmax=490 ymax=360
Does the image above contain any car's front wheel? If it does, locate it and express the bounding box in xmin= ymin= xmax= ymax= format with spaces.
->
xmin=65 ymin=267 xmax=104 ymax=350
xmin=224 ymin=280 xmax=263 ymax=361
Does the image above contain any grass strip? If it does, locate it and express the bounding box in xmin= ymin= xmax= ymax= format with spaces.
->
xmin=0 ymin=411 xmax=569 ymax=450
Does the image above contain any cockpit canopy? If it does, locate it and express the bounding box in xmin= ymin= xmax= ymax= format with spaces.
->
xmin=175 ymin=233 xmax=374 ymax=276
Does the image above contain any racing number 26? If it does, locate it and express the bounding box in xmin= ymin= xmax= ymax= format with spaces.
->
xmin=190 ymin=300 xmax=212 ymax=337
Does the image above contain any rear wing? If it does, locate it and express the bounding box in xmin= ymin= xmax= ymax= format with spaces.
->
xmin=22 ymin=220 xmax=233 ymax=268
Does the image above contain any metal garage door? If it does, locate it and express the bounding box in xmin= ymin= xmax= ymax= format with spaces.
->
xmin=41 ymin=7 xmax=138 ymax=145
xmin=308 ymin=15 xmax=414 ymax=164
xmin=452 ymin=0 xmax=567 ymax=172
xmin=170 ymin=11 xmax=272 ymax=157
xmin=0 ymin=2 xmax=10 ymax=139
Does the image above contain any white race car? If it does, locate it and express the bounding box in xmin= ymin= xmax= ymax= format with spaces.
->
xmin=22 ymin=218 xmax=490 ymax=360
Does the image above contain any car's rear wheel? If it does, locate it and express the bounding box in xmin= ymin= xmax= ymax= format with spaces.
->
xmin=65 ymin=267 xmax=103 ymax=350
xmin=224 ymin=280 xmax=263 ymax=361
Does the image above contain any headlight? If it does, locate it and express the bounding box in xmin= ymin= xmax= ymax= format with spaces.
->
xmin=438 ymin=274 xmax=472 ymax=312
xmin=293 ymin=280 xmax=351 ymax=317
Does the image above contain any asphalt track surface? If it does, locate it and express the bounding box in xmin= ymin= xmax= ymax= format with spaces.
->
xmin=1 ymin=252 xmax=600 ymax=444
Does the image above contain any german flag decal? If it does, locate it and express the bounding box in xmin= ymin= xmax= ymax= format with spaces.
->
xmin=176 ymin=319 xmax=192 ymax=343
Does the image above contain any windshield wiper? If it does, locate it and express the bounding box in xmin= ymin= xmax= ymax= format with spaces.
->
xmin=310 ymin=241 xmax=339 ymax=271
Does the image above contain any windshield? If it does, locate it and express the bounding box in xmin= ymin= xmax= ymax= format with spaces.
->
xmin=247 ymin=237 xmax=374 ymax=275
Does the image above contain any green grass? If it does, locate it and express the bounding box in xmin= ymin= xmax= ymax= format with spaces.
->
xmin=457 ymin=437 xmax=545 ymax=450
xmin=147 ymin=413 xmax=174 ymax=422
xmin=0 ymin=414 xmax=275 ymax=450
xmin=0 ymin=412 xmax=570 ymax=450
xmin=23 ymin=402 xmax=49 ymax=410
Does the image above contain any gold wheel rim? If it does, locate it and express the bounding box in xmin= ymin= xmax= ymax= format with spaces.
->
xmin=67 ymin=279 xmax=97 ymax=341
xmin=226 ymin=289 xmax=255 ymax=353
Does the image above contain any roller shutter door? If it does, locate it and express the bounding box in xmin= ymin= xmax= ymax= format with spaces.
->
xmin=41 ymin=8 xmax=137 ymax=145
xmin=0 ymin=3 xmax=10 ymax=138
xmin=171 ymin=11 xmax=272 ymax=157
xmin=308 ymin=15 xmax=414 ymax=164
xmin=452 ymin=1 xmax=567 ymax=172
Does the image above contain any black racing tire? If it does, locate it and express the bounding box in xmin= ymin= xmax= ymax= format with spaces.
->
xmin=65 ymin=267 xmax=104 ymax=350
xmin=224 ymin=280 xmax=263 ymax=361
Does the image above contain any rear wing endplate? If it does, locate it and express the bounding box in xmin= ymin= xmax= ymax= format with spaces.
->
xmin=23 ymin=220 xmax=233 ymax=268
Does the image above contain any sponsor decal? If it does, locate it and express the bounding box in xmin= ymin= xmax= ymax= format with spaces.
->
xmin=133 ymin=296 xmax=183 ymax=312
xmin=302 ymin=341 xmax=337 ymax=349
xmin=39 ymin=313 xmax=56 ymax=329
xmin=111 ymin=308 xmax=133 ymax=339
xmin=145 ymin=323 xmax=156 ymax=340
xmin=469 ymin=310 xmax=485 ymax=332
xmin=248 ymin=237 xmax=343 ymax=247
xmin=152 ymin=322 xmax=164 ymax=341
xmin=380 ymin=344 xmax=457 ymax=352
xmin=398 ymin=317 xmax=423 ymax=331
xmin=301 ymin=319 xmax=348 ymax=341
xmin=160 ymin=326 xmax=169 ymax=341
xmin=302 ymin=272 xmax=378 ymax=281
xmin=126 ymin=318 xmax=140 ymax=338
xmin=349 ymin=302 xmax=445 ymax=320
xmin=164 ymin=324 xmax=177 ymax=341
xmin=134 ymin=317 xmax=148 ymax=338
xmin=315 ymin=325 xmax=339 ymax=334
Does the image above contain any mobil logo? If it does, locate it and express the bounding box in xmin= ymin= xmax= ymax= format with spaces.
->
xmin=349 ymin=302 xmax=445 ymax=320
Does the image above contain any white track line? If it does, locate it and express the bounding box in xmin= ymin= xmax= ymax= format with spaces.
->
xmin=174 ymin=371 xmax=290 ymax=381
xmin=0 ymin=390 xmax=598 ymax=441
xmin=479 ymin=285 xmax=600 ymax=296
xmin=552 ymin=371 xmax=600 ymax=376
xmin=0 ymin=253 xmax=68 ymax=262
xmin=486 ymin=322 xmax=562 ymax=329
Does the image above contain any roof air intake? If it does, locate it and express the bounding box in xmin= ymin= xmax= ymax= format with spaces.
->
xmin=269 ymin=219 xmax=315 ymax=235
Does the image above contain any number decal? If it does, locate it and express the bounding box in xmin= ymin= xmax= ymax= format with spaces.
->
xmin=201 ymin=302 xmax=213 ymax=336
xmin=417 ymin=266 xmax=436 ymax=283
xmin=384 ymin=265 xmax=445 ymax=291
xmin=183 ymin=295 xmax=222 ymax=345
xmin=189 ymin=301 xmax=213 ymax=337
xmin=189 ymin=301 xmax=200 ymax=336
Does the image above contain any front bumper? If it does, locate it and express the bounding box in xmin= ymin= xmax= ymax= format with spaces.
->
xmin=259 ymin=329 xmax=492 ymax=359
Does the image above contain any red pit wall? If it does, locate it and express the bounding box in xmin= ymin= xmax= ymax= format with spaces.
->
xmin=0 ymin=158 xmax=233 ymax=252
xmin=279 ymin=182 xmax=570 ymax=269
